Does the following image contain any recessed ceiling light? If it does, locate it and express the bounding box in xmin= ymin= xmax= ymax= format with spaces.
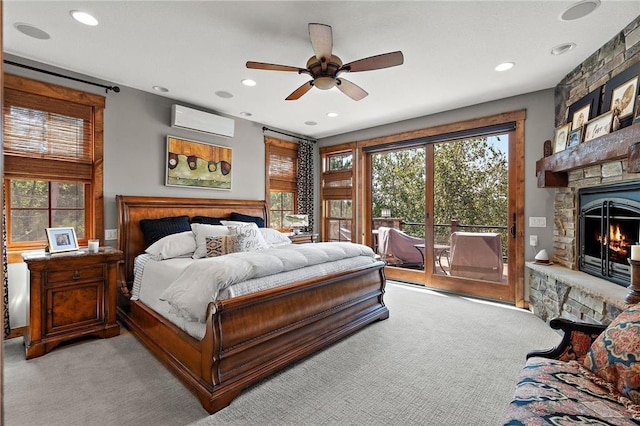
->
xmin=215 ymin=91 xmax=234 ymax=99
xmin=551 ymin=43 xmax=576 ymax=55
xmin=304 ymin=121 xmax=318 ymax=126
xmin=561 ymin=0 xmax=600 ymax=21
xmin=240 ymin=111 xmax=252 ymax=117
xmin=241 ymin=79 xmax=256 ymax=87
xmin=14 ymin=23 xmax=50 ymax=40
xmin=152 ymin=85 xmax=169 ymax=93
xmin=70 ymin=10 xmax=99 ymax=26
xmin=327 ymin=112 xmax=338 ymax=118
xmin=495 ymin=62 xmax=515 ymax=72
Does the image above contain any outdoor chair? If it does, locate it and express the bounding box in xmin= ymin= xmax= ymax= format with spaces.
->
xmin=449 ymin=231 xmax=503 ymax=282
xmin=377 ymin=226 xmax=424 ymax=267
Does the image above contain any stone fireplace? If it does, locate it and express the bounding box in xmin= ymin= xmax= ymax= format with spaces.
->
xmin=526 ymin=17 xmax=640 ymax=325
xmin=578 ymin=181 xmax=640 ymax=287
xmin=528 ymin=158 xmax=632 ymax=325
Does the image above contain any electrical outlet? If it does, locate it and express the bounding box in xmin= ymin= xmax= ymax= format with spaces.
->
xmin=530 ymin=235 xmax=538 ymax=247
xmin=529 ymin=217 xmax=547 ymax=228
xmin=105 ymin=229 xmax=117 ymax=240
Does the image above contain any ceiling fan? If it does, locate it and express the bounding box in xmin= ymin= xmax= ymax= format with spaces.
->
xmin=246 ymin=23 xmax=404 ymax=101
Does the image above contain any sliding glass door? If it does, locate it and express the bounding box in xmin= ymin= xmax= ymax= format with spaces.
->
xmin=361 ymin=112 xmax=525 ymax=305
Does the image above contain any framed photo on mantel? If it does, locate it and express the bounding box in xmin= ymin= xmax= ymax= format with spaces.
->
xmin=584 ymin=111 xmax=613 ymax=142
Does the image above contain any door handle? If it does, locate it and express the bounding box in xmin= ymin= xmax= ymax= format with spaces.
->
xmin=509 ymin=213 xmax=516 ymax=239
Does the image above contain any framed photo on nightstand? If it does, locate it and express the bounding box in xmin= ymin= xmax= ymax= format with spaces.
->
xmin=46 ymin=227 xmax=79 ymax=254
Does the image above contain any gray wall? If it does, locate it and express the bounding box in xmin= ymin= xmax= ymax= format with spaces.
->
xmin=318 ymin=89 xmax=557 ymax=261
xmin=5 ymin=56 xmax=269 ymax=243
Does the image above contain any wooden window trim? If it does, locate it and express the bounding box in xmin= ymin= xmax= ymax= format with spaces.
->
xmin=319 ymin=143 xmax=356 ymax=242
xmin=4 ymin=74 xmax=105 ymax=263
xmin=265 ymin=137 xmax=299 ymax=229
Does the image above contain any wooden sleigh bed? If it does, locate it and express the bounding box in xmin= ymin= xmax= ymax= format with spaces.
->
xmin=116 ymin=195 xmax=389 ymax=414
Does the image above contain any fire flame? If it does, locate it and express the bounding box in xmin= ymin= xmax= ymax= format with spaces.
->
xmin=597 ymin=223 xmax=630 ymax=255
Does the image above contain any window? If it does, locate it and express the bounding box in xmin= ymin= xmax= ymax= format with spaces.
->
xmin=320 ymin=143 xmax=356 ymax=242
xmin=265 ymin=137 xmax=298 ymax=229
xmin=3 ymin=74 xmax=105 ymax=254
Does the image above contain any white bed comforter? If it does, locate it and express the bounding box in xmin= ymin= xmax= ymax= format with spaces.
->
xmin=160 ymin=242 xmax=376 ymax=322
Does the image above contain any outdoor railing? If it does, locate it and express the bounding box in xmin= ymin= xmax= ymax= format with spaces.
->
xmin=401 ymin=220 xmax=509 ymax=260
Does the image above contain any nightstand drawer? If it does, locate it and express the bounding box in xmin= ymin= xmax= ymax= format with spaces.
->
xmin=47 ymin=265 xmax=104 ymax=284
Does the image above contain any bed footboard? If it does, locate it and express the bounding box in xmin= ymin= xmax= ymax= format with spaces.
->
xmin=118 ymin=262 xmax=387 ymax=414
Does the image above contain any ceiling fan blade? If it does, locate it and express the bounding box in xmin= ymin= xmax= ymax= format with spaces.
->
xmin=246 ymin=61 xmax=304 ymax=72
xmin=336 ymin=78 xmax=368 ymax=101
xmin=286 ymin=81 xmax=314 ymax=100
xmin=341 ymin=51 xmax=404 ymax=73
xmin=308 ymin=23 xmax=333 ymax=61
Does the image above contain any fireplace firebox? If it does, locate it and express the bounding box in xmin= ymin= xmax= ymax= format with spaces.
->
xmin=579 ymin=182 xmax=640 ymax=287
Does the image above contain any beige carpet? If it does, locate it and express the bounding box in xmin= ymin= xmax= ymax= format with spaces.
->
xmin=4 ymin=282 xmax=560 ymax=425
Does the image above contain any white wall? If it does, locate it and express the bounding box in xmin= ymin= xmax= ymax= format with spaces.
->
xmin=318 ymin=89 xmax=557 ymax=262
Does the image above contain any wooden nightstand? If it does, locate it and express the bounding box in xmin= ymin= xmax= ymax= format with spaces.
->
xmin=288 ymin=233 xmax=317 ymax=244
xmin=23 ymin=247 xmax=122 ymax=359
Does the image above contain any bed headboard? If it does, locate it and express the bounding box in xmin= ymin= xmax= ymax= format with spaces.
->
xmin=116 ymin=195 xmax=267 ymax=288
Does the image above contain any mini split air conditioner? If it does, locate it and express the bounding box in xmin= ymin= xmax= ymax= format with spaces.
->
xmin=171 ymin=104 xmax=235 ymax=138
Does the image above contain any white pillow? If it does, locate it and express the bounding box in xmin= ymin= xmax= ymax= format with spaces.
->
xmin=145 ymin=231 xmax=196 ymax=261
xmin=226 ymin=222 xmax=269 ymax=252
xmin=191 ymin=223 xmax=231 ymax=259
xmin=259 ymin=228 xmax=292 ymax=248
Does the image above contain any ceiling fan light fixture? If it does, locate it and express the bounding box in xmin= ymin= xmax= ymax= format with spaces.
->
xmin=313 ymin=76 xmax=336 ymax=90
xmin=561 ymin=0 xmax=600 ymax=21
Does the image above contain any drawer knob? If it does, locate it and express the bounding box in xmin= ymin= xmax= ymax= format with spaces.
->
xmin=72 ymin=270 xmax=81 ymax=279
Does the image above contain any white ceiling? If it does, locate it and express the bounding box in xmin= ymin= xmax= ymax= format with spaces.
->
xmin=4 ymin=1 xmax=640 ymax=139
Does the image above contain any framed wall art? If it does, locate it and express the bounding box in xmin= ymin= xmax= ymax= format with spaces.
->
xmin=46 ymin=227 xmax=79 ymax=254
xmin=166 ymin=136 xmax=232 ymax=190
xmin=567 ymin=127 xmax=582 ymax=148
xmin=553 ymin=123 xmax=571 ymax=153
xmin=584 ymin=111 xmax=613 ymax=142
xmin=567 ymin=87 xmax=601 ymax=130
xmin=602 ymin=61 xmax=640 ymax=130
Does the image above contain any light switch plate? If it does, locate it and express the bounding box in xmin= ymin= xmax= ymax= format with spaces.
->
xmin=529 ymin=217 xmax=547 ymax=228
xmin=105 ymin=229 xmax=117 ymax=240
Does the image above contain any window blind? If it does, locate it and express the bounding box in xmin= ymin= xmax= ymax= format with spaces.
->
xmin=4 ymin=88 xmax=93 ymax=181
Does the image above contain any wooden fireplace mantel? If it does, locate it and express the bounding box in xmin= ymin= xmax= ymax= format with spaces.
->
xmin=536 ymin=123 xmax=640 ymax=188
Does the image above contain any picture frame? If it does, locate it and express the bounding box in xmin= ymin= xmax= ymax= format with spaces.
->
xmin=610 ymin=75 xmax=638 ymax=121
xmin=602 ymin=61 xmax=640 ymax=129
xmin=166 ymin=136 xmax=232 ymax=190
xmin=567 ymin=87 xmax=602 ymax=130
xmin=571 ymin=105 xmax=590 ymax=131
xmin=584 ymin=111 xmax=613 ymax=142
xmin=634 ymin=94 xmax=640 ymax=124
xmin=46 ymin=227 xmax=79 ymax=254
xmin=553 ymin=123 xmax=571 ymax=153
xmin=567 ymin=127 xmax=582 ymax=148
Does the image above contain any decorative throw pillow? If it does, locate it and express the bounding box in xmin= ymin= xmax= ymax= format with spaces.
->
xmin=140 ymin=215 xmax=191 ymax=246
xmin=226 ymin=222 xmax=269 ymax=252
xmin=259 ymin=228 xmax=292 ymax=248
xmin=191 ymin=223 xmax=231 ymax=259
xmin=205 ymin=235 xmax=239 ymax=257
xmin=145 ymin=231 xmax=196 ymax=261
xmin=229 ymin=212 xmax=265 ymax=228
xmin=191 ymin=216 xmax=225 ymax=226
xmin=583 ymin=303 xmax=640 ymax=404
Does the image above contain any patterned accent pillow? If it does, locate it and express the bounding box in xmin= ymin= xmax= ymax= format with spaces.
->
xmin=226 ymin=222 xmax=269 ymax=252
xmin=205 ymin=235 xmax=239 ymax=257
xmin=583 ymin=303 xmax=640 ymax=404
